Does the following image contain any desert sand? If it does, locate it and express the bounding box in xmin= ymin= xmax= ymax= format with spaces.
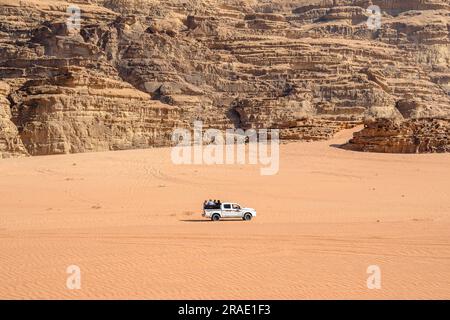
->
xmin=1 ymin=128 xmax=449 ymax=299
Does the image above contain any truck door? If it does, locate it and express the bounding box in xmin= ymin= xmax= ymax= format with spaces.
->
xmin=232 ymin=204 xmax=242 ymax=217
xmin=222 ymin=204 xmax=233 ymax=217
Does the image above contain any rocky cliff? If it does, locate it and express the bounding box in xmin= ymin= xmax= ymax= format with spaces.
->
xmin=0 ymin=0 xmax=449 ymax=156
xmin=345 ymin=117 xmax=450 ymax=153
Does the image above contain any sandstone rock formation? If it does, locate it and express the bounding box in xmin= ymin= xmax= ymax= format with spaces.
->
xmin=0 ymin=0 xmax=449 ymax=156
xmin=0 ymin=81 xmax=28 ymax=158
xmin=13 ymin=67 xmax=181 ymax=156
xmin=344 ymin=118 xmax=450 ymax=153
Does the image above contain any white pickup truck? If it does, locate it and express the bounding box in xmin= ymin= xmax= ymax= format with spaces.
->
xmin=202 ymin=202 xmax=257 ymax=221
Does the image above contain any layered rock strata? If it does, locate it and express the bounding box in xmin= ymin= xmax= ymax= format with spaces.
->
xmin=0 ymin=0 xmax=448 ymax=156
xmin=344 ymin=118 xmax=450 ymax=153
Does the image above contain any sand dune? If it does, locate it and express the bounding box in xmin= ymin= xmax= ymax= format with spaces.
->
xmin=1 ymin=128 xmax=450 ymax=299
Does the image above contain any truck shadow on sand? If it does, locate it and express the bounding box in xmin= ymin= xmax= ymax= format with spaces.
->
xmin=180 ymin=219 xmax=245 ymax=223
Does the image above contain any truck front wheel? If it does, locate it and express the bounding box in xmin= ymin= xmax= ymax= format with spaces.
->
xmin=243 ymin=213 xmax=252 ymax=221
xmin=211 ymin=214 xmax=220 ymax=221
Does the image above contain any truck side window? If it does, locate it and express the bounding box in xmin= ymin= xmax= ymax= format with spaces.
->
xmin=224 ymin=204 xmax=231 ymax=209
xmin=233 ymin=204 xmax=240 ymax=209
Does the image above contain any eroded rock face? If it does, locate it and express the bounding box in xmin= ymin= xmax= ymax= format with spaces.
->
xmin=0 ymin=81 xmax=28 ymax=158
xmin=0 ymin=0 xmax=449 ymax=156
xmin=12 ymin=68 xmax=181 ymax=155
xmin=344 ymin=118 xmax=450 ymax=153
xmin=0 ymin=1 xmax=183 ymax=156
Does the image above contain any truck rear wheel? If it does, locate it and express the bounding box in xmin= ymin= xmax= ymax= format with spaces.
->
xmin=211 ymin=214 xmax=220 ymax=221
xmin=243 ymin=213 xmax=252 ymax=221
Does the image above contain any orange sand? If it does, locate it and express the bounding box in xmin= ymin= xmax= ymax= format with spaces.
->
xmin=1 ymin=128 xmax=449 ymax=299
